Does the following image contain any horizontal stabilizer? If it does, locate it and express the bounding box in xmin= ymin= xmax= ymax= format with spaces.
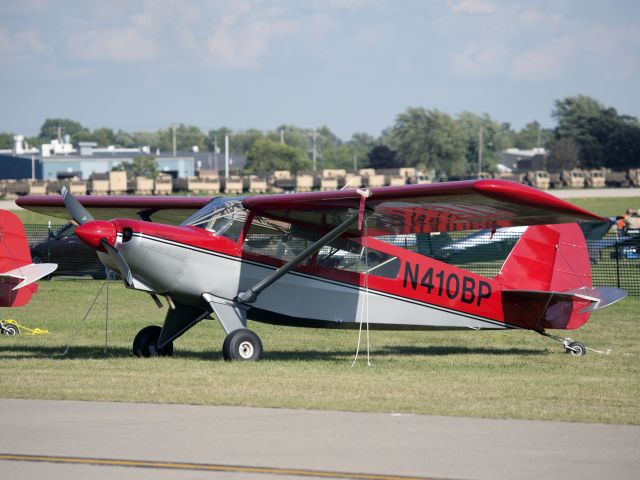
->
xmin=504 ymin=286 xmax=627 ymax=314
xmin=0 ymin=263 xmax=58 ymax=290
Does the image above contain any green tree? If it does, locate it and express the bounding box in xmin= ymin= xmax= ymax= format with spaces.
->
xmin=245 ymin=138 xmax=311 ymax=173
xmin=112 ymin=156 xmax=158 ymax=177
xmin=114 ymin=130 xmax=137 ymax=148
xmin=266 ymin=124 xmax=312 ymax=154
xmin=231 ymin=129 xmax=264 ymax=154
xmin=25 ymin=136 xmax=44 ymax=149
xmin=132 ymin=131 xmax=160 ymax=149
xmin=456 ymin=112 xmax=510 ymax=174
xmin=552 ymin=95 xmax=640 ymax=168
xmin=320 ymin=145 xmax=358 ymax=170
xmin=39 ymin=118 xmax=88 ymax=141
xmin=547 ymin=137 xmax=580 ymax=171
xmin=157 ymin=124 xmax=207 ymax=152
xmin=0 ymin=132 xmax=13 ymax=149
xmin=391 ymin=107 xmax=467 ymax=176
xmin=91 ymin=127 xmax=116 ymax=146
xmin=367 ymin=145 xmax=400 ymax=169
xmin=513 ymin=121 xmax=552 ymax=149
xmin=208 ymin=127 xmax=234 ymax=152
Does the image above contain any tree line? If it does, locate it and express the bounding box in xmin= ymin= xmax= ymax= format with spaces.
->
xmin=1 ymin=95 xmax=638 ymax=177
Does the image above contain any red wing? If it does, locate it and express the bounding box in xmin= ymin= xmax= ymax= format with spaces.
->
xmin=16 ymin=195 xmax=212 ymax=225
xmin=242 ymin=180 xmax=604 ymax=235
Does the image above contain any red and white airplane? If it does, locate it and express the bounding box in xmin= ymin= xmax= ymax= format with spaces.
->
xmin=0 ymin=209 xmax=57 ymax=335
xmin=17 ymin=180 xmax=625 ymax=359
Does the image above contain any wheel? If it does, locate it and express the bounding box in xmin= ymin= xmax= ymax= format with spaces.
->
xmin=222 ymin=329 xmax=263 ymax=361
xmin=566 ymin=341 xmax=586 ymax=356
xmin=132 ymin=325 xmax=173 ymax=358
xmin=1 ymin=323 xmax=19 ymax=336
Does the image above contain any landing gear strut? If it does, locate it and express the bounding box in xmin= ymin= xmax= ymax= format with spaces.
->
xmin=222 ymin=329 xmax=263 ymax=361
xmin=540 ymin=331 xmax=587 ymax=356
xmin=133 ymin=325 xmax=174 ymax=358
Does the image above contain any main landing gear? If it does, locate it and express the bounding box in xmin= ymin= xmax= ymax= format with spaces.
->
xmin=222 ymin=329 xmax=263 ymax=361
xmin=132 ymin=324 xmax=263 ymax=361
xmin=540 ymin=331 xmax=587 ymax=356
xmin=132 ymin=326 xmax=174 ymax=358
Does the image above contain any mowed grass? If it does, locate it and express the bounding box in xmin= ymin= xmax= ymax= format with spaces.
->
xmin=0 ymin=280 xmax=638 ymax=424
xmin=2 ymin=194 xmax=638 ymax=423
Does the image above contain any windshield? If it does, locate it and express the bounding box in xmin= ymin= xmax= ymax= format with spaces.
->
xmin=181 ymin=196 xmax=248 ymax=239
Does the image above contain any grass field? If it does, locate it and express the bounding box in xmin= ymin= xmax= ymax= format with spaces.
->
xmin=1 ymin=194 xmax=639 ymax=424
xmin=0 ymin=280 xmax=638 ymax=424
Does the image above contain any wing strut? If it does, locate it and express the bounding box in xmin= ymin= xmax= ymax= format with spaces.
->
xmin=236 ymin=212 xmax=360 ymax=304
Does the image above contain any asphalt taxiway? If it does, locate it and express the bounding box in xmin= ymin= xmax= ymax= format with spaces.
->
xmin=0 ymin=399 xmax=638 ymax=480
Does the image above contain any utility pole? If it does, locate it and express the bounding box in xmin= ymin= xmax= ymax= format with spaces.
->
xmin=172 ymin=124 xmax=177 ymax=157
xmin=213 ymin=135 xmax=219 ymax=172
xmin=280 ymin=128 xmax=284 ymax=144
xmin=224 ymin=135 xmax=229 ymax=180
xmin=478 ymin=127 xmax=483 ymax=176
xmin=312 ymin=128 xmax=317 ymax=171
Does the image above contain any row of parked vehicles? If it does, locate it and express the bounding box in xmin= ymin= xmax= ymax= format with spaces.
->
xmin=491 ymin=168 xmax=640 ymax=191
xmin=2 ymin=167 xmax=639 ymax=198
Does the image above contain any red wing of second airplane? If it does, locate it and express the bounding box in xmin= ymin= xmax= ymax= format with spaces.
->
xmin=17 ymin=180 xmax=626 ymax=360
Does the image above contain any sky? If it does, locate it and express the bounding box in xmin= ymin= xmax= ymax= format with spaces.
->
xmin=1 ymin=0 xmax=639 ymax=141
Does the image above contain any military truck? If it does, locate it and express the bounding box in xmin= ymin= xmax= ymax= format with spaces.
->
xmin=604 ymin=169 xmax=630 ymax=187
xmin=583 ymin=169 xmax=606 ymax=188
xmin=523 ymin=170 xmax=550 ymax=190
xmin=561 ymin=169 xmax=585 ymax=188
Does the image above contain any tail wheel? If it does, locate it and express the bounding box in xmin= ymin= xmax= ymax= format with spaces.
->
xmin=566 ymin=341 xmax=587 ymax=356
xmin=133 ymin=325 xmax=173 ymax=358
xmin=1 ymin=323 xmax=19 ymax=336
xmin=222 ymin=329 xmax=263 ymax=361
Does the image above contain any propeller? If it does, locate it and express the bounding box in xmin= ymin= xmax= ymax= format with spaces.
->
xmin=61 ymin=185 xmax=94 ymax=225
xmin=61 ymin=187 xmax=134 ymax=287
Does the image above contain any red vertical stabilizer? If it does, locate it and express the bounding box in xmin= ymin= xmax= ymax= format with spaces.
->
xmin=0 ymin=210 xmax=36 ymax=307
xmin=496 ymin=224 xmax=593 ymax=330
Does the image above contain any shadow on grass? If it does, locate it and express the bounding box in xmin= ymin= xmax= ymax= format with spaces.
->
xmin=264 ymin=345 xmax=547 ymax=361
xmin=0 ymin=345 xmax=218 ymax=361
xmin=0 ymin=344 xmax=548 ymax=362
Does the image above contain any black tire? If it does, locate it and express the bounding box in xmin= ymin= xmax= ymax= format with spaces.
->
xmin=222 ymin=329 xmax=263 ymax=361
xmin=566 ymin=341 xmax=586 ymax=356
xmin=132 ymin=325 xmax=173 ymax=358
xmin=1 ymin=323 xmax=19 ymax=336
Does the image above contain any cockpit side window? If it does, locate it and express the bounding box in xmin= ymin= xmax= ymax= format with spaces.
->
xmin=243 ymin=216 xmax=318 ymax=262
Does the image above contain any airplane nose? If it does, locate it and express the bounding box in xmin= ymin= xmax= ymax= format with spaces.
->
xmin=75 ymin=221 xmax=117 ymax=252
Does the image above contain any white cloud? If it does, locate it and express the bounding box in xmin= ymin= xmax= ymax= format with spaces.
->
xmin=511 ymin=37 xmax=575 ymax=81
xmin=447 ymin=0 xmax=498 ymax=14
xmin=66 ymin=26 xmax=157 ymax=62
xmin=0 ymin=27 xmax=47 ymax=59
xmin=208 ymin=16 xmax=300 ymax=69
xmin=205 ymin=2 xmax=305 ymax=69
xmin=451 ymin=43 xmax=509 ymax=76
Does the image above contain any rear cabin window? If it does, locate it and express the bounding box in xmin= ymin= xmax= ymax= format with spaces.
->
xmin=317 ymin=239 xmax=400 ymax=279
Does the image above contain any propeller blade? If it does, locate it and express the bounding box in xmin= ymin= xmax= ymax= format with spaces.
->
xmin=99 ymin=238 xmax=134 ymax=287
xmin=61 ymin=185 xmax=94 ymax=225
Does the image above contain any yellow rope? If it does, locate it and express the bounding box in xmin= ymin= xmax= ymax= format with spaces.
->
xmin=2 ymin=319 xmax=49 ymax=335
